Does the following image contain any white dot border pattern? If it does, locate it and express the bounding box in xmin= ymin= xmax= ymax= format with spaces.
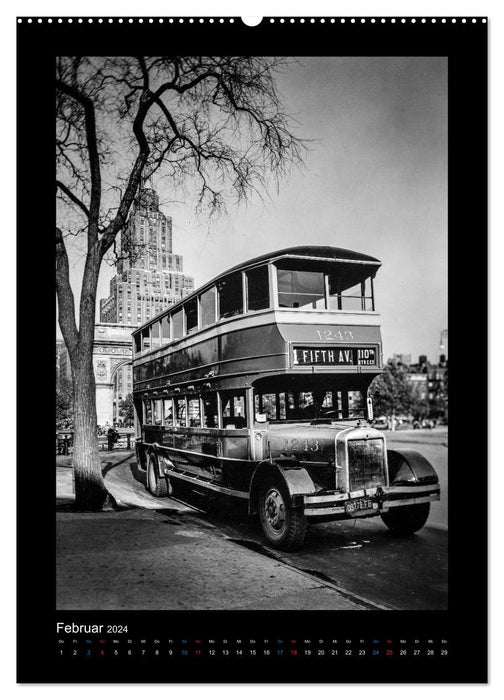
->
xmin=17 ymin=16 xmax=489 ymax=25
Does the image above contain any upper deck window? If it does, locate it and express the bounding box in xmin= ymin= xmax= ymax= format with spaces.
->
xmin=277 ymin=267 xmax=326 ymax=309
xmin=151 ymin=321 xmax=161 ymax=348
xmin=218 ymin=273 xmax=243 ymax=319
xmin=141 ymin=326 xmax=151 ymax=353
xmin=200 ymin=287 xmax=216 ymax=328
xmin=246 ymin=265 xmax=269 ymax=311
xmin=161 ymin=315 xmax=170 ymax=344
xmin=172 ymin=308 xmax=184 ymax=340
xmin=134 ymin=333 xmax=141 ymax=355
xmin=328 ymin=275 xmax=374 ymax=311
xmin=185 ymin=298 xmax=198 ymax=334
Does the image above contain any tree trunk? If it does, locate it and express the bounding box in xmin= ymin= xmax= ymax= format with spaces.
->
xmin=57 ymin=229 xmax=117 ymax=510
xmin=71 ymin=348 xmax=112 ymax=509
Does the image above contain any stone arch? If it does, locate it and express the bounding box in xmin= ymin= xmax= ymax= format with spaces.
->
xmin=110 ymin=358 xmax=132 ymax=382
xmin=111 ymin=358 xmax=133 ymax=426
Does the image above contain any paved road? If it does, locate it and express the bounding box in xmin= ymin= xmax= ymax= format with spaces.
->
xmin=98 ymin=430 xmax=447 ymax=611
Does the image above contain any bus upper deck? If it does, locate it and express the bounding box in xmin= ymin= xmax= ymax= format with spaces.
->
xmin=132 ymin=245 xmax=383 ymax=398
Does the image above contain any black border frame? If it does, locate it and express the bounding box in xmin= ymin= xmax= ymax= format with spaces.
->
xmin=17 ymin=16 xmax=488 ymax=683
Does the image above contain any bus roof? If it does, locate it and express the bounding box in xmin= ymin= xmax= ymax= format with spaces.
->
xmin=222 ymin=245 xmax=381 ymax=276
xmin=134 ymin=245 xmax=381 ymax=335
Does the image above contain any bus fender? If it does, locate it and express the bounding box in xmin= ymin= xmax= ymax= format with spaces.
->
xmin=135 ymin=440 xmax=147 ymax=471
xmin=146 ymin=444 xmax=165 ymax=478
xmin=249 ymin=459 xmax=316 ymax=515
xmin=147 ymin=445 xmax=178 ymax=479
xmin=387 ymin=449 xmax=439 ymax=485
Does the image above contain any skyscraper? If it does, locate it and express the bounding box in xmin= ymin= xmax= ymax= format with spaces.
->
xmin=97 ymin=185 xmax=194 ymax=423
xmin=100 ymin=185 xmax=194 ymax=325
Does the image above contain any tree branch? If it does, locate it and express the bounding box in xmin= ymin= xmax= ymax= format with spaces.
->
xmin=56 ymin=78 xmax=101 ymax=238
xmin=56 ymin=180 xmax=90 ymax=219
xmin=98 ymin=72 xmax=152 ymax=255
xmin=55 ymin=227 xmax=79 ymax=355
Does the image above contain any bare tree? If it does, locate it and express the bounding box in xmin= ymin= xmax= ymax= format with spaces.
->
xmin=56 ymin=56 xmax=303 ymax=509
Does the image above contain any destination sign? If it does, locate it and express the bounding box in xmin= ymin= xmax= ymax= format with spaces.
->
xmin=292 ymin=346 xmax=377 ymax=366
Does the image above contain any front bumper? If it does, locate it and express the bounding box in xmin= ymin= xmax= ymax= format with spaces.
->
xmin=303 ymin=483 xmax=440 ymax=518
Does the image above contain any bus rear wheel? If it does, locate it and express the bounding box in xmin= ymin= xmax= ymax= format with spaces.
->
xmin=258 ymin=478 xmax=306 ymax=551
xmin=146 ymin=454 xmax=168 ymax=498
xmin=381 ymin=502 xmax=430 ymax=534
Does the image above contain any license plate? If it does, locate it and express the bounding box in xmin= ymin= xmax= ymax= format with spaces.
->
xmin=345 ymin=498 xmax=378 ymax=516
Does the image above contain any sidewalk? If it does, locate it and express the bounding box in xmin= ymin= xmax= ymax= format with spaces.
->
xmin=56 ymin=450 xmax=135 ymax=506
xmin=56 ymin=452 xmax=370 ymax=611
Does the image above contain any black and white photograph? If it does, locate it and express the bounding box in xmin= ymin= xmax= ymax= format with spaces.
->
xmin=55 ymin=54 xmax=447 ymax=612
xmin=15 ymin=13 xmax=488 ymax=684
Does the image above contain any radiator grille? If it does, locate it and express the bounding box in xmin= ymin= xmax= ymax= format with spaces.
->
xmin=347 ymin=438 xmax=386 ymax=490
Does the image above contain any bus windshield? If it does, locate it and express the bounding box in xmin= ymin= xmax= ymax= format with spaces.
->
xmin=254 ymin=387 xmax=366 ymax=422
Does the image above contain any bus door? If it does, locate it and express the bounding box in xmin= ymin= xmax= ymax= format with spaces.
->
xmin=218 ymin=389 xmax=252 ymax=491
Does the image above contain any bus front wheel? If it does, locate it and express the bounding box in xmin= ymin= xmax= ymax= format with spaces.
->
xmin=381 ymin=502 xmax=430 ymax=534
xmin=258 ymin=478 xmax=306 ymax=551
xmin=146 ymin=454 xmax=168 ymax=498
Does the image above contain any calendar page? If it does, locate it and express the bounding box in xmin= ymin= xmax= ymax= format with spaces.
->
xmin=16 ymin=14 xmax=487 ymax=683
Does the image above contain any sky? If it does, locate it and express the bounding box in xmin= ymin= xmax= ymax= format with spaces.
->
xmin=66 ymin=56 xmax=448 ymax=363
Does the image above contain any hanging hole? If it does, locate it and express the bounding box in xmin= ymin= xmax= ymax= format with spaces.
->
xmin=241 ymin=16 xmax=263 ymax=27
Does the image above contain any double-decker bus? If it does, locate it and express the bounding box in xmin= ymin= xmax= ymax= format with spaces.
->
xmin=132 ymin=245 xmax=440 ymax=550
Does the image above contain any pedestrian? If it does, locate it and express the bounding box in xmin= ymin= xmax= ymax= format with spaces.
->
xmin=107 ymin=427 xmax=116 ymax=451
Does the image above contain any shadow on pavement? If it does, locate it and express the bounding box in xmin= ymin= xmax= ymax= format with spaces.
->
xmin=128 ymin=459 xmax=147 ymax=487
xmin=56 ymin=499 xmax=142 ymax=514
xmin=101 ymin=453 xmax=136 ymax=477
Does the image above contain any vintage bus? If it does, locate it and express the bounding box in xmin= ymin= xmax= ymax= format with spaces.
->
xmin=132 ymin=245 xmax=440 ymax=550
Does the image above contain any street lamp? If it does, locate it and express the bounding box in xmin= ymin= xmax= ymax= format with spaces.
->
xmin=439 ymin=329 xmax=448 ymax=353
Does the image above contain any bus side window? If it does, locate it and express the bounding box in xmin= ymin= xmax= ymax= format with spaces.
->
xmin=144 ymin=399 xmax=153 ymax=425
xmin=246 ymin=265 xmax=269 ymax=311
xmin=163 ymin=398 xmax=173 ymax=426
xmin=187 ymin=397 xmax=201 ymax=427
xmin=185 ymin=299 xmax=198 ymax=334
xmin=221 ymin=391 xmax=247 ymax=429
xmin=202 ymin=394 xmax=218 ymax=428
xmin=151 ymin=322 xmax=161 ymax=349
xmin=174 ymin=398 xmax=186 ymax=427
xmin=153 ymin=399 xmax=163 ymax=425
xmin=200 ymin=287 xmax=216 ymax=328
xmin=218 ymin=273 xmax=243 ymax=319
xmin=141 ymin=327 xmax=151 ymax=353
xmin=172 ymin=309 xmax=184 ymax=340
xmin=161 ymin=315 xmax=170 ymax=345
